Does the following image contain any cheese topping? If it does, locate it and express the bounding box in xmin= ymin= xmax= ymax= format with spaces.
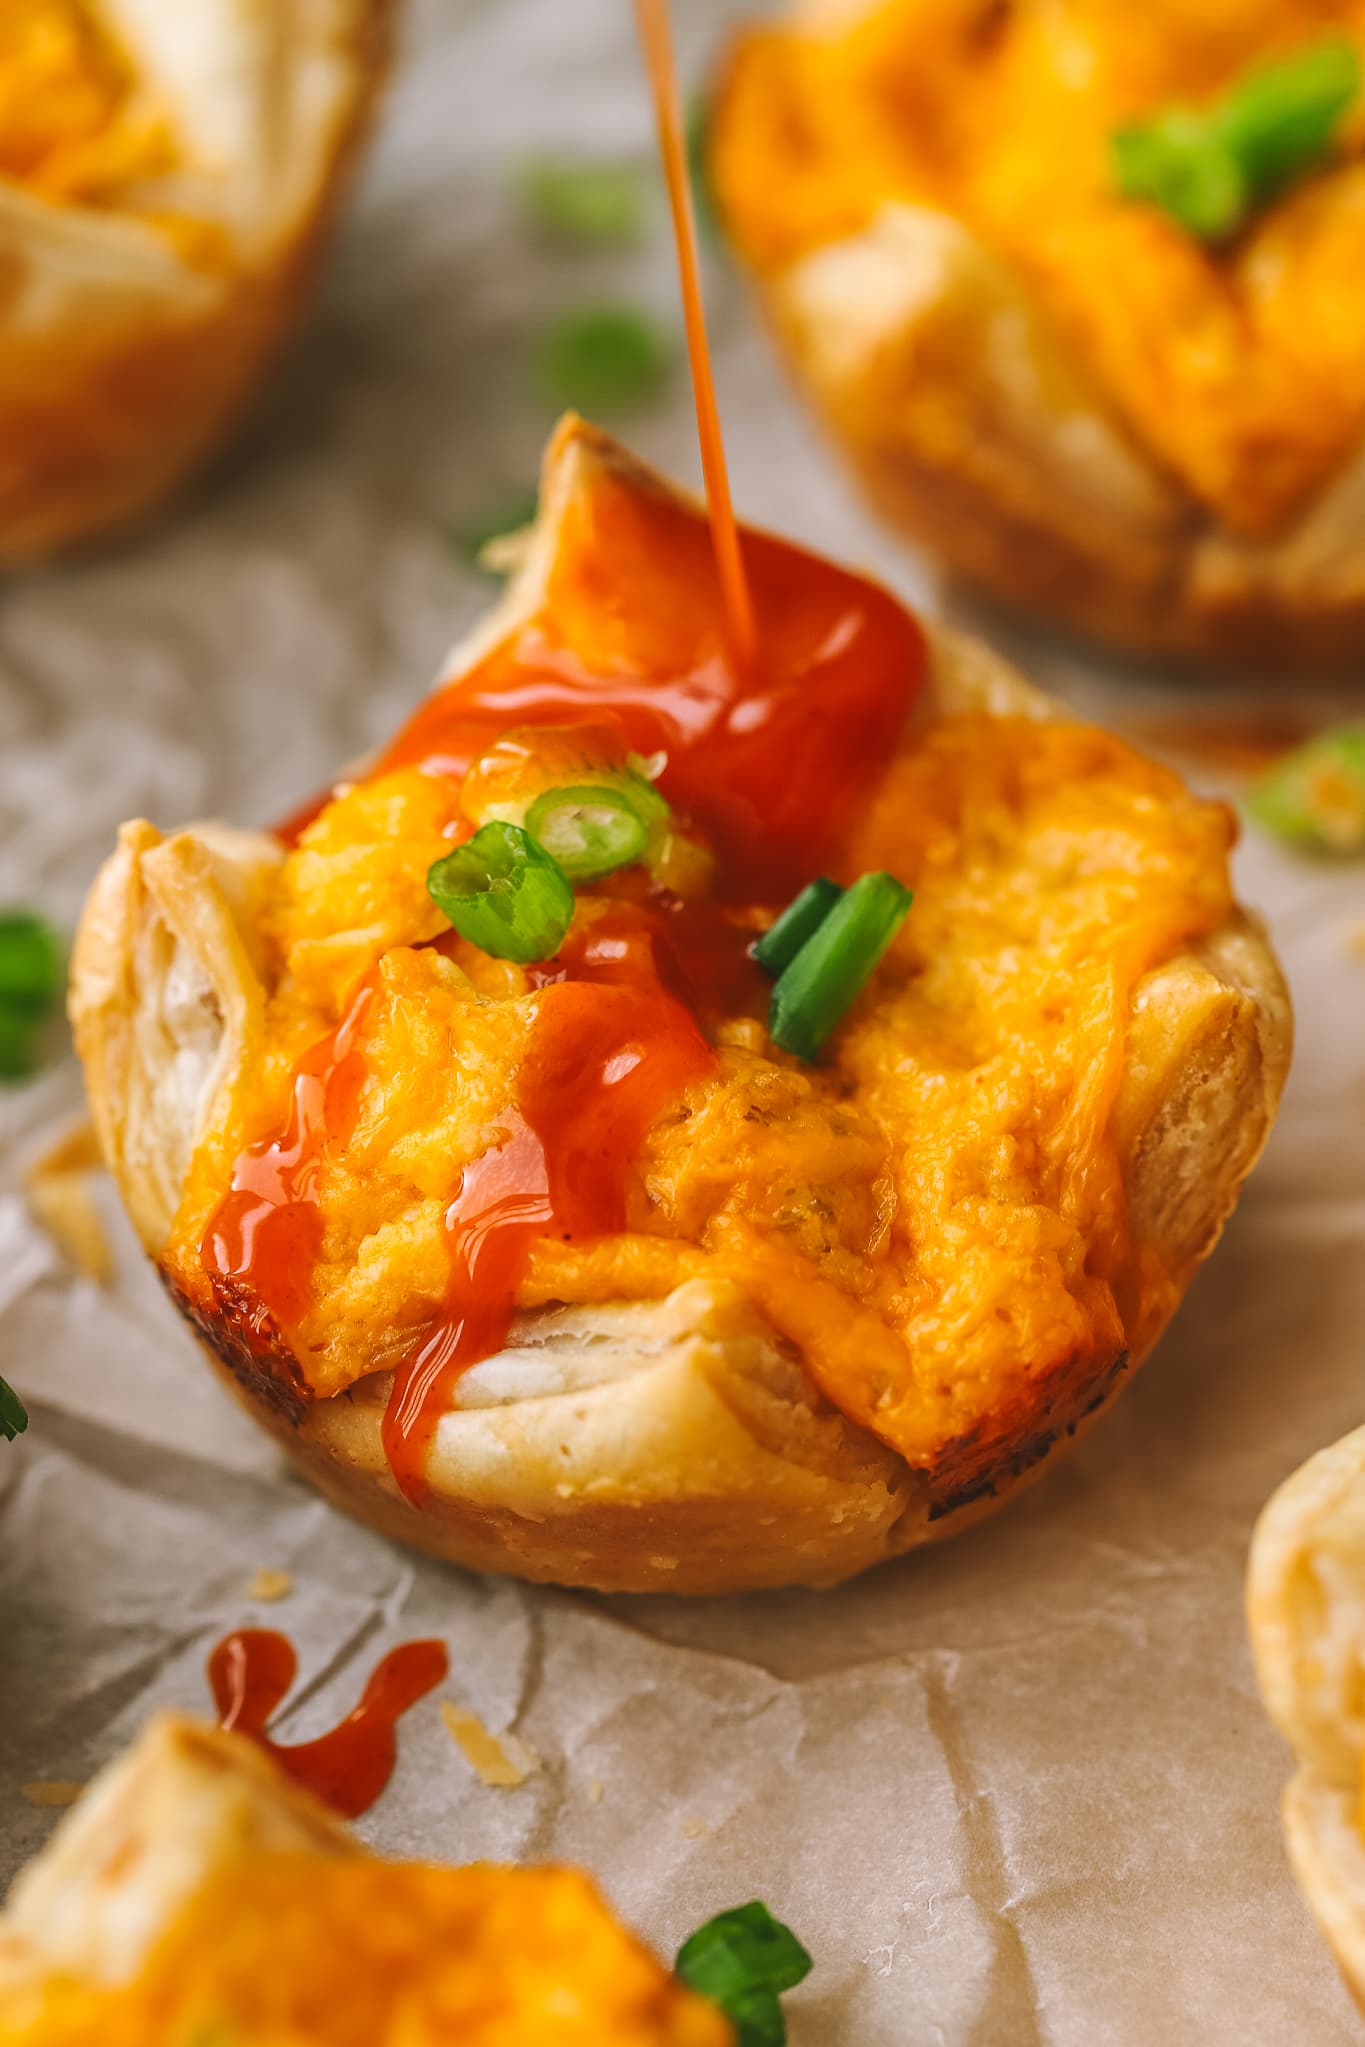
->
xmin=1 ymin=1855 xmax=729 ymax=2047
xmin=159 ymin=436 xmax=1235 ymax=1488
xmin=711 ymin=0 xmax=1365 ymax=533
xmin=0 ymin=2 xmax=174 ymax=207
xmin=165 ymin=714 xmax=1231 ymax=1478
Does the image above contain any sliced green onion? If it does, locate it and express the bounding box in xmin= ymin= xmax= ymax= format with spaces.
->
xmin=1113 ymin=115 xmax=1247 ymax=241
xmin=687 ymin=89 xmax=719 ymax=244
xmin=1113 ymin=35 xmax=1361 ymax=241
xmin=518 ymin=158 xmax=647 ymax=244
xmin=535 ymin=304 xmax=673 ymax=414
xmin=753 ymin=878 xmax=844 ymax=979
xmin=427 ymin=823 xmax=574 ymax=963
xmin=769 ymin=871 xmax=912 ymax=1063
xmin=0 ymin=1009 xmax=38 ymax=1082
xmin=1246 ymin=722 xmax=1365 ymax=853
xmin=1217 ymin=36 xmax=1360 ymax=200
xmin=0 ymin=910 xmax=63 ymax=1083
xmin=676 ymin=1902 xmax=811 ymax=2047
xmin=0 ymin=911 xmax=62 ymax=1013
xmin=524 ymin=783 xmax=649 ymax=880
xmin=0 ymin=1373 xmax=28 ymax=1442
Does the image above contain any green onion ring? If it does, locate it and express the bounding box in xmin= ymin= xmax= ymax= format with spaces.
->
xmin=427 ymin=822 xmax=575 ymax=964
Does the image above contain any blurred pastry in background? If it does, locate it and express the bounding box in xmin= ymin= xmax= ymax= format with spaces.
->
xmin=1248 ymin=1424 xmax=1365 ymax=2013
xmin=0 ymin=1713 xmax=774 ymax=2044
xmin=710 ymin=2 xmax=1365 ymax=662
xmin=0 ymin=1 xmax=394 ymax=560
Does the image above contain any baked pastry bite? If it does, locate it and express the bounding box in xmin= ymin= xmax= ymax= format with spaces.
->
xmin=0 ymin=0 xmax=393 ymax=559
xmin=0 ymin=1714 xmax=732 ymax=2044
xmin=1249 ymin=1424 xmax=1365 ymax=2012
xmin=70 ymin=415 xmax=1291 ymax=1594
xmin=710 ymin=2 xmax=1365 ymax=660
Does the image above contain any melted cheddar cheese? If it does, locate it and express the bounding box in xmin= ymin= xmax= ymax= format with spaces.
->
xmin=165 ymin=713 xmax=1232 ymax=1474
xmin=2 ymin=1855 xmax=729 ymax=2047
xmin=0 ymin=1 xmax=174 ymax=207
xmin=712 ymin=0 xmax=1365 ymax=533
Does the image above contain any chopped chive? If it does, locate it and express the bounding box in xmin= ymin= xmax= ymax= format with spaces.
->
xmin=0 ymin=1008 xmax=39 ymax=1082
xmin=524 ymin=783 xmax=649 ymax=880
xmin=1217 ymin=36 xmax=1360 ymax=199
xmin=451 ymin=491 xmax=540 ymax=576
xmin=769 ymin=871 xmax=912 ymax=1062
xmin=0 ymin=910 xmax=63 ymax=1084
xmin=676 ymin=1902 xmax=811 ymax=2047
xmin=0 ymin=911 xmax=62 ymax=1013
xmin=1246 ymin=722 xmax=1365 ymax=853
xmin=427 ymin=822 xmax=575 ymax=964
xmin=753 ymin=878 xmax=844 ymax=979
xmin=0 ymin=1373 xmax=28 ymax=1442
xmin=535 ymin=304 xmax=673 ymax=414
xmin=1113 ymin=35 xmax=1360 ymax=241
xmin=686 ymin=89 xmax=719 ymax=243
xmin=1113 ymin=115 xmax=1247 ymax=241
xmin=518 ymin=158 xmax=648 ymax=244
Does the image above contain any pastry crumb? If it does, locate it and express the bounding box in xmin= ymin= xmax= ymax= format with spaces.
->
xmin=586 ymin=1776 xmax=604 ymax=1805
xmin=245 ymin=1567 xmax=294 ymax=1603
xmin=440 ymin=1702 xmax=540 ymax=1787
xmin=22 ymin=1781 xmax=83 ymax=1807
xmin=680 ymin=1813 xmax=710 ymax=1839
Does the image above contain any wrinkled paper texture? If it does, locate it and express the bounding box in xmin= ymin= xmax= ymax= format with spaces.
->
xmin=2 ymin=2 xmax=1364 ymax=2039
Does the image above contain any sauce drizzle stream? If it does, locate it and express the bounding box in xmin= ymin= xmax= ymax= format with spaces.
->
xmin=201 ymin=0 xmax=926 ymax=1500
xmin=381 ymin=924 xmax=713 ymax=1503
xmin=635 ymin=0 xmax=756 ymax=675
xmin=208 ymin=1627 xmax=447 ymax=1818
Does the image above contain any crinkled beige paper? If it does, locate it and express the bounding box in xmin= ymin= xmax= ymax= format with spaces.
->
xmin=3 ymin=3 xmax=1365 ymax=2039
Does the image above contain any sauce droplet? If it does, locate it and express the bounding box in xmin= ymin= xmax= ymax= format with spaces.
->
xmin=634 ymin=0 xmax=756 ymax=676
xmin=381 ymin=922 xmax=714 ymax=1503
xmin=207 ymin=1627 xmax=447 ymax=1819
xmin=203 ymin=982 xmax=376 ymax=1357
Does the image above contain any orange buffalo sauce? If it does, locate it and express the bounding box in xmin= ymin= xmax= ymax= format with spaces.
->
xmin=379 ymin=943 xmax=713 ymax=1503
xmin=374 ymin=458 xmax=921 ymax=900
xmin=207 ymin=1628 xmax=447 ymax=1817
xmin=173 ymin=0 xmax=1235 ymax=1504
xmin=196 ymin=5 xmax=926 ymax=1497
xmin=199 ymin=462 xmax=919 ymax=1493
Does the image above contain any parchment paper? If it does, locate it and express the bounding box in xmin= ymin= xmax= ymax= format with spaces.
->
xmin=3 ymin=3 xmax=1365 ymax=2039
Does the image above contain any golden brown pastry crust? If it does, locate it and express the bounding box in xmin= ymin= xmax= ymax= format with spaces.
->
xmin=710 ymin=63 xmax=1365 ymax=663
xmin=0 ymin=1716 xmax=354 ymax=1999
xmin=0 ymin=1715 xmax=727 ymax=2047
xmin=1248 ymin=1425 xmax=1365 ymax=2012
xmin=0 ymin=0 xmax=394 ymax=560
xmin=69 ymin=421 xmax=1291 ymax=1594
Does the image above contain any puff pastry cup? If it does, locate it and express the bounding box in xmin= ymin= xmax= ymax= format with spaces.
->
xmin=0 ymin=1714 xmax=728 ymax=2044
xmin=70 ymin=417 xmax=1291 ymax=1595
xmin=1248 ymin=1424 xmax=1365 ymax=2013
xmin=0 ymin=0 xmax=393 ymax=560
xmin=710 ymin=1 xmax=1365 ymax=662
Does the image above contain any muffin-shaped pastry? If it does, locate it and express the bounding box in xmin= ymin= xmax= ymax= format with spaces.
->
xmin=0 ymin=1714 xmax=730 ymax=2044
xmin=711 ymin=1 xmax=1365 ymax=660
xmin=70 ymin=417 xmax=1290 ymax=1594
xmin=1249 ymin=1423 xmax=1365 ymax=2013
xmin=0 ymin=0 xmax=393 ymax=558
